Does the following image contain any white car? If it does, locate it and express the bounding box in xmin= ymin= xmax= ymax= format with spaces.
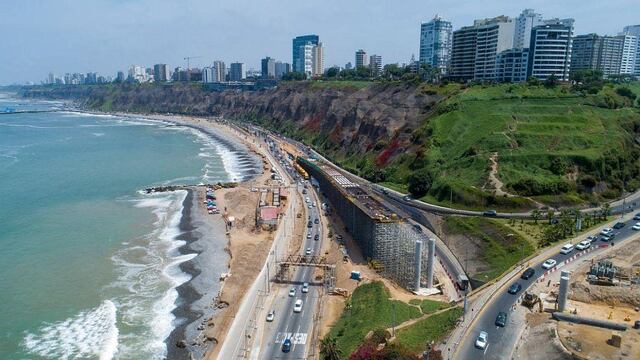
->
xmin=305 ymin=247 xmax=312 ymax=256
xmin=542 ymin=259 xmax=557 ymax=269
xmin=288 ymin=287 xmax=296 ymax=297
xmin=308 ymin=204 xmax=312 ymax=209
xmin=266 ymin=310 xmax=275 ymax=322
xmin=632 ymin=222 xmax=640 ymax=231
xmin=302 ymin=282 xmax=309 ymax=293
xmin=293 ymin=299 xmax=303 ymax=313
xmin=306 ymin=233 xmax=311 ymax=240
xmin=560 ymin=243 xmax=574 ymax=254
xmin=600 ymin=228 xmax=613 ymax=236
xmin=575 ymin=240 xmax=591 ymax=250
xmin=475 ymin=331 xmax=488 ymax=350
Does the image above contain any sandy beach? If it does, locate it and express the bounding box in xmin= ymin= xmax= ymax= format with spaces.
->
xmin=108 ymin=111 xmax=285 ymax=359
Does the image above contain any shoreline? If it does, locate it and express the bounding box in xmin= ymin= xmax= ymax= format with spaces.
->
xmin=109 ymin=110 xmax=268 ymax=359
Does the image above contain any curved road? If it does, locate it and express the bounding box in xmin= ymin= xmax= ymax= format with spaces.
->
xmin=457 ymin=216 xmax=638 ymax=360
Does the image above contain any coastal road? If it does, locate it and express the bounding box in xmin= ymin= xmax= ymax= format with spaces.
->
xmin=456 ymin=214 xmax=639 ymax=360
xmin=259 ymin=160 xmax=326 ymax=358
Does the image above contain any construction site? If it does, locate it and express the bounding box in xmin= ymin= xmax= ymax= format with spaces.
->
xmin=516 ymin=238 xmax=640 ymax=360
xmin=296 ymin=157 xmax=436 ymax=292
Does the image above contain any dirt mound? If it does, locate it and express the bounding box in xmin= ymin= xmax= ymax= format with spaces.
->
xmin=569 ymin=281 xmax=640 ymax=307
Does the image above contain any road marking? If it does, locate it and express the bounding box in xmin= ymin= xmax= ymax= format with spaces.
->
xmin=484 ymin=343 xmax=489 ymax=355
xmin=275 ymin=332 xmax=307 ymax=345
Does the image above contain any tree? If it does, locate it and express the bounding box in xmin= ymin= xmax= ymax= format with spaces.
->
xmin=544 ymin=73 xmax=559 ymax=88
xmin=281 ymin=72 xmax=307 ymax=81
xmin=601 ymin=203 xmax=611 ymax=221
xmin=546 ymin=210 xmax=555 ymax=224
xmin=531 ymin=209 xmax=541 ymax=224
xmin=320 ymin=336 xmax=341 ymax=360
xmin=325 ymin=67 xmax=340 ymax=78
xmin=407 ymin=169 xmax=432 ymax=198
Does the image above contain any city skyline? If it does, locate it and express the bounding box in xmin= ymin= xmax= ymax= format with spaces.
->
xmin=0 ymin=0 xmax=638 ymax=85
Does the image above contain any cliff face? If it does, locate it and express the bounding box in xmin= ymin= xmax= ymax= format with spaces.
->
xmin=22 ymin=83 xmax=439 ymax=160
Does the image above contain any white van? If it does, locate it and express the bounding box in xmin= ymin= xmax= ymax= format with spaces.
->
xmin=293 ymin=299 xmax=303 ymax=313
xmin=560 ymin=243 xmax=574 ymax=254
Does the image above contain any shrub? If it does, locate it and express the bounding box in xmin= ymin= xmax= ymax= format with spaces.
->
xmin=408 ymin=169 xmax=432 ymax=197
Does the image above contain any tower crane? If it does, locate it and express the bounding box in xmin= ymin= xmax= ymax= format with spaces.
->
xmin=184 ymin=56 xmax=203 ymax=70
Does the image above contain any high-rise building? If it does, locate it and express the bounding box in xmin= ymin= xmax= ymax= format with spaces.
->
xmin=513 ymin=9 xmax=543 ymax=49
xmin=153 ymin=64 xmax=168 ymax=82
xmin=116 ymin=71 xmax=125 ymax=82
xmin=229 ymin=62 xmax=245 ymax=81
xmin=345 ymin=62 xmax=353 ymax=70
xmin=419 ymin=15 xmax=452 ymax=74
xmin=620 ymin=34 xmax=638 ymax=75
xmin=261 ymin=57 xmax=276 ymax=79
xmin=496 ymin=48 xmax=529 ymax=82
xmin=527 ymin=19 xmax=574 ymax=81
xmin=599 ymin=36 xmax=625 ymax=76
xmin=312 ymin=42 xmax=324 ymax=76
xmin=622 ymin=25 xmax=640 ymax=75
xmin=213 ymin=61 xmax=226 ymax=82
xmin=355 ymin=49 xmax=368 ymax=68
xmin=450 ymin=16 xmax=515 ymax=81
xmin=292 ymin=34 xmax=319 ymax=73
xmin=85 ymin=72 xmax=97 ymax=84
xmin=203 ymin=67 xmax=215 ymax=83
xmin=274 ymin=61 xmax=291 ymax=79
xmin=571 ymin=34 xmax=602 ymax=73
xmin=575 ymin=30 xmax=639 ymax=78
xmin=369 ymin=55 xmax=383 ymax=75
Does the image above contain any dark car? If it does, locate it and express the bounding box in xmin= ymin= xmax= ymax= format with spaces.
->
xmin=601 ymin=233 xmax=616 ymax=242
xmin=314 ymin=234 xmax=319 ymax=241
xmin=613 ymin=222 xmax=626 ymax=229
xmin=634 ymin=213 xmax=640 ymax=221
xmin=307 ymin=221 xmax=313 ymax=228
xmin=508 ymin=283 xmax=522 ymax=294
xmin=521 ymin=268 xmax=535 ymax=280
xmin=282 ymin=338 xmax=291 ymax=353
xmin=314 ymin=218 xmax=319 ymax=224
xmin=483 ymin=210 xmax=498 ymax=217
xmin=495 ymin=311 xmax=508 ymax=327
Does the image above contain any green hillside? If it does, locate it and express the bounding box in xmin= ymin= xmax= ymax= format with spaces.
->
xmin=338 ymin=82 xmax=640 ymax=210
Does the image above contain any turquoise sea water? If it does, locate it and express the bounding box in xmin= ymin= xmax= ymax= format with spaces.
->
xmin=0 ymin=94 xmax=237 ymax=359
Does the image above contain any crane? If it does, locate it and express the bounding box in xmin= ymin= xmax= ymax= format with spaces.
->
xmin=183 ymin=56 xmax=203 ymax=70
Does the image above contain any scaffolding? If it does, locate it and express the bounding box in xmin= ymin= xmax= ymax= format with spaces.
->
xmin=298 ymin=157 xmax=431 ymax=291
xmin=274 ymin=254 xmax=337 ymax=291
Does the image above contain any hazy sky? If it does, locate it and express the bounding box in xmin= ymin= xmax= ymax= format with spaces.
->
xmin=0 ymin=0 xmax=637 ymax=84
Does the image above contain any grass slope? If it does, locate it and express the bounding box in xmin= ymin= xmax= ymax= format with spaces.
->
xmin=327 ymin=281 xmax=422 ymax=357
xmin=393 ymin=307 xmax=463 ymax=354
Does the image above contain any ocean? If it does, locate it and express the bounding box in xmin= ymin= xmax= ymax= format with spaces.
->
xmin=0 ymin=94 xmax=250 ymax=359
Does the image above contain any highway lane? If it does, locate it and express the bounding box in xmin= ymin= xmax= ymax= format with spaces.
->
xmin=259 ymin=144 xmax=325 ymax=359
xmin=457 ymin=217 xmax=638 ymax=360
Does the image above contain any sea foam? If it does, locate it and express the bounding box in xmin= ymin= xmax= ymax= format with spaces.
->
xmin=23 ymin=300 xmax=119 ymax=360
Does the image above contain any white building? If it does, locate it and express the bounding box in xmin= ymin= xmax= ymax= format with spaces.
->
xmin=419 ymin=15 xmax=452 ymax=74
xmin=355 ymin=49 xmax=368 ymax=68
xmin=213 ymin=61 xmax=226 ymax=82
xmin=312 ymin=42 xmax=324 ymax=76
xmin=622 ymin=25 xmax=640 ymax=75
xmin=514 ymin=9 xmax=543 ymax=49
xmin=620 ymin=35 xmax=638 ymax=75
xmin=202 ymin=67 xmax=215 ymax=83
xmin=527 ymin=19 xmax=574 ymax=81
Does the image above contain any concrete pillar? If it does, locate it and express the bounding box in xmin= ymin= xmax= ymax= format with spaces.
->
xmin=427 ymin=238 xmax=436 ymax=288
xmin=558 ymin=271 xmax=570 ymax=312
xmin=414 ymin=240 xmax=423 ymax=290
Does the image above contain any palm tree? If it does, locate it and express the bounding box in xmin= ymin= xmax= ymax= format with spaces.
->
xmin=546 ymin=210 xmax=555 ymax=225
xmin=531 ymin=209 xmax=541 ymax=224
xmin=601 ymin=203 xmax=611 ymax=221
xmin=320 ymin=336 xmax=341 ymax=360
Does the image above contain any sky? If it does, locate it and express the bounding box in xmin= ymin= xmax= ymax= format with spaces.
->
xmin=0 ymin=0 xmax=638 ymax=85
